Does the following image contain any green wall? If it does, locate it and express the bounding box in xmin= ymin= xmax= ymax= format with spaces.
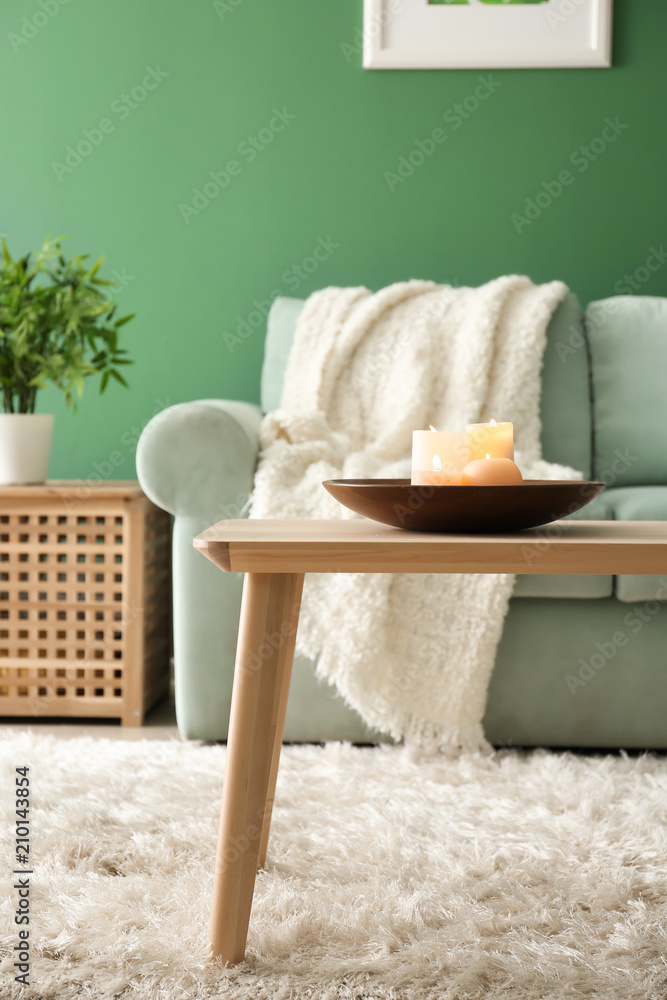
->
xmin=1 ymin=0 xmax=665 ymax=479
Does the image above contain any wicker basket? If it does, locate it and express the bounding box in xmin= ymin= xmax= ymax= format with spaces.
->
xmin=0 ymin=481 xmax=170 ymax=725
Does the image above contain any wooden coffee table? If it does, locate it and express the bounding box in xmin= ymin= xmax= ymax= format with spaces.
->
xmin=194 ymin=518 xmax=667 ymax=965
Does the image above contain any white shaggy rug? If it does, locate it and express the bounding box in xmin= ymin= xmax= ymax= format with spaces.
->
xmin=1 ymin=734 xmax=667 ymax=1000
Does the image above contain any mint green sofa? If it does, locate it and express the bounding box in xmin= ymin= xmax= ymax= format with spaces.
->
xmin=137 ymin=293 xmax=667 ymax=748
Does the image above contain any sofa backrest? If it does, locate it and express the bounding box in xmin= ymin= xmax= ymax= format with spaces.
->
xmin=262 ymin=290 xmax=592 ymax=478
xmin=540 ymin=293 xmax=591 ymax=477
xmin=586 ymin=296 xmax=667 ymax=487
xmin=261 ymin=296 xmax=306 ymax=413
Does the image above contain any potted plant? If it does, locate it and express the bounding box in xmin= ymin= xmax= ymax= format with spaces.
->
xmin=0 ymin=237 xmax=133 ymax=484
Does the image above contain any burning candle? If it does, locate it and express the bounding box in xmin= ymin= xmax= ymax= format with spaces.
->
xmin=466 ymin=418 xmax=514 ymax=462
xmin=411 ymin=427 xmax=468 ymax=486
xmin=461 ymin=454 xmax=523 ymax=486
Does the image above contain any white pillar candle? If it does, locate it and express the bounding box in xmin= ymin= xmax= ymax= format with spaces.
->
xmin=466 ymin=419 xmax=514 ymax=462
xmin=411 ymin=428 xmax=468 ymax=486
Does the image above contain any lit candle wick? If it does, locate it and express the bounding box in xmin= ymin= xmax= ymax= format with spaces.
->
xmin=433 ymin=454 xmax=442 ymax=472
xmin=485 ymin=453 xmax=491 ymax=460
xmin=489 ymin=418 xmax=497 ymax=427
xmin=429 ymin=425 xmax=437 ymax=432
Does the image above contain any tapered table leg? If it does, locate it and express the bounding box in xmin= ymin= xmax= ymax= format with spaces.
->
xmin=257 ymin=574 xmax=303 ymax=869
xmin=207 ymin=572 xmax=303 ymax=966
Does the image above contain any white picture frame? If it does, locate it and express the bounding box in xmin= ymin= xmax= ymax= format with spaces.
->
xmin=363 ymin=0 xmax=613 ymax=70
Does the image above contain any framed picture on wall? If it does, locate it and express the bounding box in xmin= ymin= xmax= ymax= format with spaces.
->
xmin=363 ymin=0 xmax=613 ymax=69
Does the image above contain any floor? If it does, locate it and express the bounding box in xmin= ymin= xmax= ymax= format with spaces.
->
xmin=0 ymin=696 xmax=180 ymax=740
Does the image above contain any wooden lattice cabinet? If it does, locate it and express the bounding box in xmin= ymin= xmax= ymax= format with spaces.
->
xmin=0 ymin=482 xmax=171 ymax=726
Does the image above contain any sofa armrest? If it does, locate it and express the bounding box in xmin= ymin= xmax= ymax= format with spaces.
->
xmin=136 ymin=399 xmax=262 ymax=519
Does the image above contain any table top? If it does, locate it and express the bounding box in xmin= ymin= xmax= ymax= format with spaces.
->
xmin=194 ymin=518 xmax=667 ymax=576
xmin=0 ymin=480 xmax=143 ymax=499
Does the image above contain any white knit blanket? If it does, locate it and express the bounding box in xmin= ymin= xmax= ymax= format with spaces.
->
xmin=250 ymin=278 xmax=580 ymax=753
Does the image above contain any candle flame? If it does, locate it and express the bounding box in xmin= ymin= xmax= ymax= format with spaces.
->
xmin=489 ymin=418 xmax=497 ymax=427
xmin=433 ymin=454 xmax=442 ymax=472
xmin=429 ymin=425 xmax=437 ymax=432
xmin=485 ymin=453 xmax=491 ymax=461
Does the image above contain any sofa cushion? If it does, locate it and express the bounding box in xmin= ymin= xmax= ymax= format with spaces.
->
xmin=261 ymin=297 xmax=306 ymax=412
xmin=599 ymin=486 xmax=667 ymax=603
xmin=587 ymin=296 xmax=667 ymax=487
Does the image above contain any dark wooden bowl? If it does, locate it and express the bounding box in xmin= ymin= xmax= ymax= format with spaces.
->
xmin=323 ymin=479 xmax=606 ymax=533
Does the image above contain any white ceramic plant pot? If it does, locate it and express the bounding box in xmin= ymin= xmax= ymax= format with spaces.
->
xmin=0 ymin=414 xmax=54 ymax=485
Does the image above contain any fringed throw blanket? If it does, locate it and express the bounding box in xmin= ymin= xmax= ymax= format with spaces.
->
xmin=250 ymin=278 xmax=580 ymax=753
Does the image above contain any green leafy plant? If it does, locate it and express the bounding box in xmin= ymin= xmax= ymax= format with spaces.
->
xmin=0 ymin=237 xmax=134 ymax=414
